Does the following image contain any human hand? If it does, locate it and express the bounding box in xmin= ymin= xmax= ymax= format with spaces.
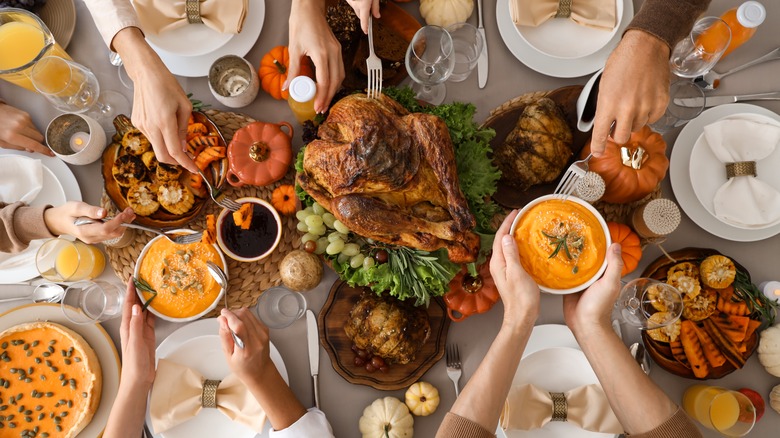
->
xmin=44 ymin=202 xmax=135 ymax=244
xmin=112 ymin=28 xmax=197 ymax=173
xmin=590 ymin=30 xmax=670 ymax=156
xmin=347 ymin=0 xmax=381 ymax=34
xmin=0 ymin=102 xmax=52 ymax=156
xmin=287 ymin=0 xmax=345 ymax=113
xmin=218 ymin=308 xmax=275 ymax=384
xmin=120 ymin=277 xmax=156 ymax=389
xmin=489 ymin=210 xmax=540 ymax=327
xmin=563 ymin=243 xmax=623 ymax=336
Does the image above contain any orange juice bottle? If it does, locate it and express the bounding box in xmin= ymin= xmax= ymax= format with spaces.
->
xmin=718 ymin=1 xmax=766 ymax=58
xmin=287 ymin=76 xmax=317 ymax=124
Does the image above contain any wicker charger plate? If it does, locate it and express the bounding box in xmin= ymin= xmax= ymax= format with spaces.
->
xmin=102 ymin=110 xmax=301 ymax=316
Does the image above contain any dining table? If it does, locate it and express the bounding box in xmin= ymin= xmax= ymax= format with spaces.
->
xmin=1 ymin=0 xmax=779 ymax=437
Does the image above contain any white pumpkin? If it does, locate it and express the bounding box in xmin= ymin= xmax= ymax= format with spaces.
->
xmin=771 ymin=384 xmax=780 ymax=415
xmin=758 ymin=324 xmax=780 ymax=377
xmin=359 ymin=397 xmax=414 ymax=438
xmin=405 ymin=382 xmax=440 ymax=416
xmin=419 ymin=0 xmax=474 ymax=28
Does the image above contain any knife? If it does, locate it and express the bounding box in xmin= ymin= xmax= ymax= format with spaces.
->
xmin=306 ymin=310 xmax=320 ymax=409
xmin=675 ymin=91 xmax=780 ymax=108
xmin=476 ymin=0 xmax=488 ymax=88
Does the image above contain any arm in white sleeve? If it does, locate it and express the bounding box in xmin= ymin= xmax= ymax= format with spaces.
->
xmin=81 ymin=0 xmax=141 ymax=49
xmin=268 ymin=408 xmax=334 ymax=438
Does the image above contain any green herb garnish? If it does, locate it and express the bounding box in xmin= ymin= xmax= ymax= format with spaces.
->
xmin=734 ymin=269 xmax=778 ymax=327
xmin=542 ymin=230 xmax=584 ymax=274
xmin=133 ymin=277 xmax=157 ymax=310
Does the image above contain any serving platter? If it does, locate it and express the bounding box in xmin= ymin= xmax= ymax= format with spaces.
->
xmin=318 ymin=280 xmax=449 ymax=391
xmin=640 ymin=248 xmax=760 ymax=380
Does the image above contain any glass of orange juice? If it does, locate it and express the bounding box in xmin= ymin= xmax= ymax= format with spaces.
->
xmin=670 ymin=17 xmax=731 ymax=78
xmin=682 ymin=385 xmax=756 ymax=436
xmin=35 ymin=238 xmax=106 ymax=282
xmin=61 ymin=280 xmax=124 ymax=324
xmin=0 ymin=8 xmax=72 ymax=91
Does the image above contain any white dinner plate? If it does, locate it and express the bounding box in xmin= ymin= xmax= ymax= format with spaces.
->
xmin=496 ymin=0 xmax=633 ymax=78
xmin=0 ymin=152 xmax=82 ymax=284
xmin=671 ymin=103 xmax=780 ymax=241
xmin=689 ymin=113 xmax=780 ymax=229
xmin=0 ymin=303 xmax=121 ymax=437
xmin=150 ymin=0 xmax=265 ymax=77
xmin=144 ymin=18 xmax=234 ymax=58
xmin=516 ymin=0 xmax=623 ymax=60
xmin=148 ymin=318 xmax=288 ymax=438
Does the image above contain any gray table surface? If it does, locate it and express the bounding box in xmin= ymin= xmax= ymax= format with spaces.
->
xmin=1 ymin=0 xmax=779 ymax=437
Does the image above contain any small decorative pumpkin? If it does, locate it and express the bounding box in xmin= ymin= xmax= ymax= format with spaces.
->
xmin=443 ymin=259 xmax=499 ymax=322
xmin=419 ymin=0 xmax=474 ymax=27
xmin=359 ymin=397 xmax=414 ymax=438
xmin=271 ymin=184 xmax=298 ymax=216
xmin=770 ymin=384 xmax=780 ymax=415
xmin=227 ymin=121 xmax=294 ymax=187
xmin=581 ymin=125 xmax=669 ymax=203
xmin=258 ymin=45 xmax=314 ymax=100
xmin=405 ymin=382 xmax=440 ymax=417
xmin=606 ymin=222 xmax=641 ymax=276
xmin=758 ymin=324 xmax=780 ymax=377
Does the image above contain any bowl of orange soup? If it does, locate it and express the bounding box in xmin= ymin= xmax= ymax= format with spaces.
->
xmin=133 ymin=230 xmax=227 ymax=322
xmin=510 ymin=195 xmax=610 ymax=294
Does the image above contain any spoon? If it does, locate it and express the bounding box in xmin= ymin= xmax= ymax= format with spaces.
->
xmin=206 ymin=261 xmax=245 ymax=349
xmin=576 ymin=68 xmax=604 ymax=132
xmin=693 ymin=47 xmax=780 ymax=90
xmin=629 ymin=342 xmax=651 ymax=375
xmin=0 ymin=283 xmax=65 ymax=304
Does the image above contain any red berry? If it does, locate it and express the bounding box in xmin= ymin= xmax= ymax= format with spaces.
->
xmin=354 ymin=356 xmax=366 ymax=367
xmin=370 ymin=356 xmax=385 ymax=368
xmin=365 ymin=363 xmax=376 ymax=373
xmin=356 ymin=349 xmax=369 ymax=359
xmin=303 ymin=240 xmax=317 ymax=253
xmin=374 ymin=249 xmax=389 ymax=264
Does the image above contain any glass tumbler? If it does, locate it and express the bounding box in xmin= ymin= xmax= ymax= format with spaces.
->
xmin=670 ymin=17 xmax=731 ymax=78
xmin=650 ymin=80 xmax=706 ymax=133
xmin=254 ymin=286 xmax=307 ymax=329
xmin=682 ymin=385 xmax=756 ymax=436
xmin=36 ymin=238 xmax=106 ymax=282
xmin=61 ymin=280 xmax=124 ymax=324
xmin=446 ymin=22 xmax=484 ymax=82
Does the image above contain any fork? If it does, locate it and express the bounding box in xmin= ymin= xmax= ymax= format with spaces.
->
xmin=445 ymin=343 xmax=462 ymax=397
xmin=73 ymin=217 xmax=203 ymax=244
xmin=366 ymin=16 xmax=383 ymax=99
xmin=553 ymin=154 xmax=592 ymax=201
xmin=198 ymin=169 xmax=242 ymax=211
xmin=206 ymin=261 xmax=245 ymax=349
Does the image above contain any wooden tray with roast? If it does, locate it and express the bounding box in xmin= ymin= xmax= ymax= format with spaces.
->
xmin=640 ymin=248 xmax=762 ymax=380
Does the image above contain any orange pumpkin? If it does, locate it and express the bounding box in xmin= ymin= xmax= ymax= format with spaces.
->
xmin=606 ymin=222 xmax=642 ymax=276
xmin=227 ymin=121 xmax=294 ymax=187
xmin=258 ymin=46 xmax=314 ymax=100
xmin=271 ymin=185 xmax=298 ymax=216
xmin=581 ymin=125 xmax=669 ymax=203
xmin=443 ymin=259 xmax=500 ymax=322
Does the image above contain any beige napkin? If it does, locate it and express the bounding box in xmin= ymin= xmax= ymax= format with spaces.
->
xmin=510 ymin=0 xmax=617 ymax=30
xmin=134 ymin=0 xmax=248 ymax=35
xmin=702 ymin=118 xmax=780 ymax=228
xmin=0 ymin=156 xmax=43 ymax=204
xmin=150 ymin=359 xmax=266 ymax=434
xmin=501 ymin=383 xmax=623 ymax=433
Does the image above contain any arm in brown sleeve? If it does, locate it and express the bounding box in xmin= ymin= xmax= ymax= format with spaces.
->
xmin=436 ymin=413 xmax=496 ymax=438
xmin=0 ymin=202 xmax=57 ymax=253
xmin=629 ymin=407 xmax=703 ymax=438
xmin=627 ymin=0 xmax=712 ymax=50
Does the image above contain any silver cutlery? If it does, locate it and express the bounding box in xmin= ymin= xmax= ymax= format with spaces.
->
xmin=0 ymin=283 xmax=63 ymax=304
xmin=675 ymin=90 xmax=780 ymax=108
xmin=206 ymin=261 xmax=244 ymax=349
xmin=198 ymin=169 xmax=242 ymax=211
xmin=306 ymin=310 xmax=321 ymax=409
xmin=73 ymin=216 xmax=204 ymax=244
xmin=694 ymin=47 xmax=780 ymax=90
xmin=476 ymin=0 xmax=488 ymax=88
xmin=366 ymin=16 xmax=383 ymax=99
xmin=575 ymin=69 xmax=603 ymax=132
xmin=629 ymin=342 xmax=651 ymax=375
xmin=554 ymin=154 xmax=592 ymax=201
xmin=445 ymin=343 xmax=462 ymax=397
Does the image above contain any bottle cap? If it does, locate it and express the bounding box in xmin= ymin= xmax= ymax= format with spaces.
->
xmin=289 ymin=76 xmax=317 ymax=103
xmin=737 ymin=1 xmax=766 ymax=28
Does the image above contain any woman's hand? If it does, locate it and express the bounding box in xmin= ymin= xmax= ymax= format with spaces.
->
xmin=119 ymin=278 xmax=156 ymax=389
xmin=0 ymin=103 xmax=52 ymax=156
xmin=346 ymin=0 xmax=381 ymax=34
xmin=44 ymin=202 xmax=135 ymax=244
xmin=218 ymin=308 xmax=274 ymax=384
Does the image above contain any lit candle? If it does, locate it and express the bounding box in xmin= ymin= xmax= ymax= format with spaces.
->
xmin=759 ymin=281 xmax=780 ymax=303
xmin=69 ymin=132 xmax=90 ymax=152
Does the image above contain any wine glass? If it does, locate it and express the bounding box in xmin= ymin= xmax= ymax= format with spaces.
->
xmin=615 ymin=278 xmax=683 ymax=330
xmin=30 ymin=56 xmax=130 ymax=132
xmin=670 ymin=17 xmax=731 ymax=78
xmin=405 ymin=25 xmax=455 ymax=105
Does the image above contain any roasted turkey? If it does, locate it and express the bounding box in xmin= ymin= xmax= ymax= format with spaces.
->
xmin=297 ymin=93 xmax=480 ymax=263
xmin=345 ymin=292 xmax=431 ymax=365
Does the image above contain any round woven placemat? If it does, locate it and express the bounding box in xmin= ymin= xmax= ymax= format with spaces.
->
xmin=102 ymin=110 xmax=301 ymax=316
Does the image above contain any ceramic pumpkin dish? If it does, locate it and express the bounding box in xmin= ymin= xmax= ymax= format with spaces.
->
xmin=258 ymin=45 xmax=314 ymax=100
xmin=443 ymin=259 xmax=499 ymax=322
xmin=580 ymin=125 xmax=669 ymax=204
xmin=606 ymin=221 xmax=642 ymax=276
xmin=227 ymin=121 xmax=294 ymax=187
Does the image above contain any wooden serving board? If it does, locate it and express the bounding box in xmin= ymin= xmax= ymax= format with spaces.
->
xmin=483 ymin=85 xmax=591 ymax=209
xmin=318 ymin=280 xmax=449 ymax=390
xmin=640 ymin=248 xmax=760 ymax=380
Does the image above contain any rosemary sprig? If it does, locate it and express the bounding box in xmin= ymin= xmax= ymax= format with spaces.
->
xmin=186 ymin=93 xmax=211 ymax=111
xmin=733 ymin=269 xmax=777 ymax=327
xmin=387 ymin=246 xmax=455 ymax=307
xmin=133 ymin=277 xmax=158 ymax=311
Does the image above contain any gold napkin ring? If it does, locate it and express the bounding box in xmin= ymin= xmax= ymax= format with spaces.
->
xmin=725 ymin=161 xmax=757 ymax=179
xmin=201 ymin=379 xmax=220 ymax=408
xmin=186 ymin=0 xmax=203 ymax=24
xmin=555 ymin=0 xmax=573 ymax=18
xmin=550 ymin=392 xmax=568 ymax=422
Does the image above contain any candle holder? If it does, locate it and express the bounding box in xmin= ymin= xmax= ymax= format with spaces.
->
xmin=45 ymin=113 xmax=107 ymax=165
xmin=208 ymin=55 xmax=259 ymax=108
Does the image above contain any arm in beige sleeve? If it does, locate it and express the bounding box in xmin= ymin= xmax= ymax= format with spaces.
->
xmin=80 ymin=0 xmax=141 ymax=49
xmin=0 ymin=202 xmax=55 ymax=253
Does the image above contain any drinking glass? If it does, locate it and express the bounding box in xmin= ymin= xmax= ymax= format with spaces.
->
xmin=670 ymin=17 xmax=731 ymax=78
xmin=650 ymin=80 xmax=706 ymax=133
xmin=446 ymin=22 xmax=484 ymax=82
xmin=683 ymin=385 xmax=756 ymax=436
xmin=614 ymin=278 xmax=683 ymax=330
xmin=35 ymin=238 xmax=106 ymax=282
xmin=405 ymin=25 xmax=455 ymax=105
xmin=30 ymin=56 xmax=130 ymax=132
xmin=61 ymin=280 xmax=124 ymax=324
xmin=254 ymin=286 xmax=307 ymax=329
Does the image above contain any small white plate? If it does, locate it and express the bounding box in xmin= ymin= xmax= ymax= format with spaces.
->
xmin=148 ymin=318 xmax=288 ymax=438
xmin=671 ymin=103 xmax=780 ymax=241
xmin=496 ymin=0 xmax=633 ymax=78
xmin=689 ymin=113 xmax=780 ymax=229
xmin=516 ymin=0 xmax=623 ymax=60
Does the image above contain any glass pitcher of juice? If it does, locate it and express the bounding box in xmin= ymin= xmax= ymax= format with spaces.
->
xmin=0 ymin=7 xmax=72 ymax=91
